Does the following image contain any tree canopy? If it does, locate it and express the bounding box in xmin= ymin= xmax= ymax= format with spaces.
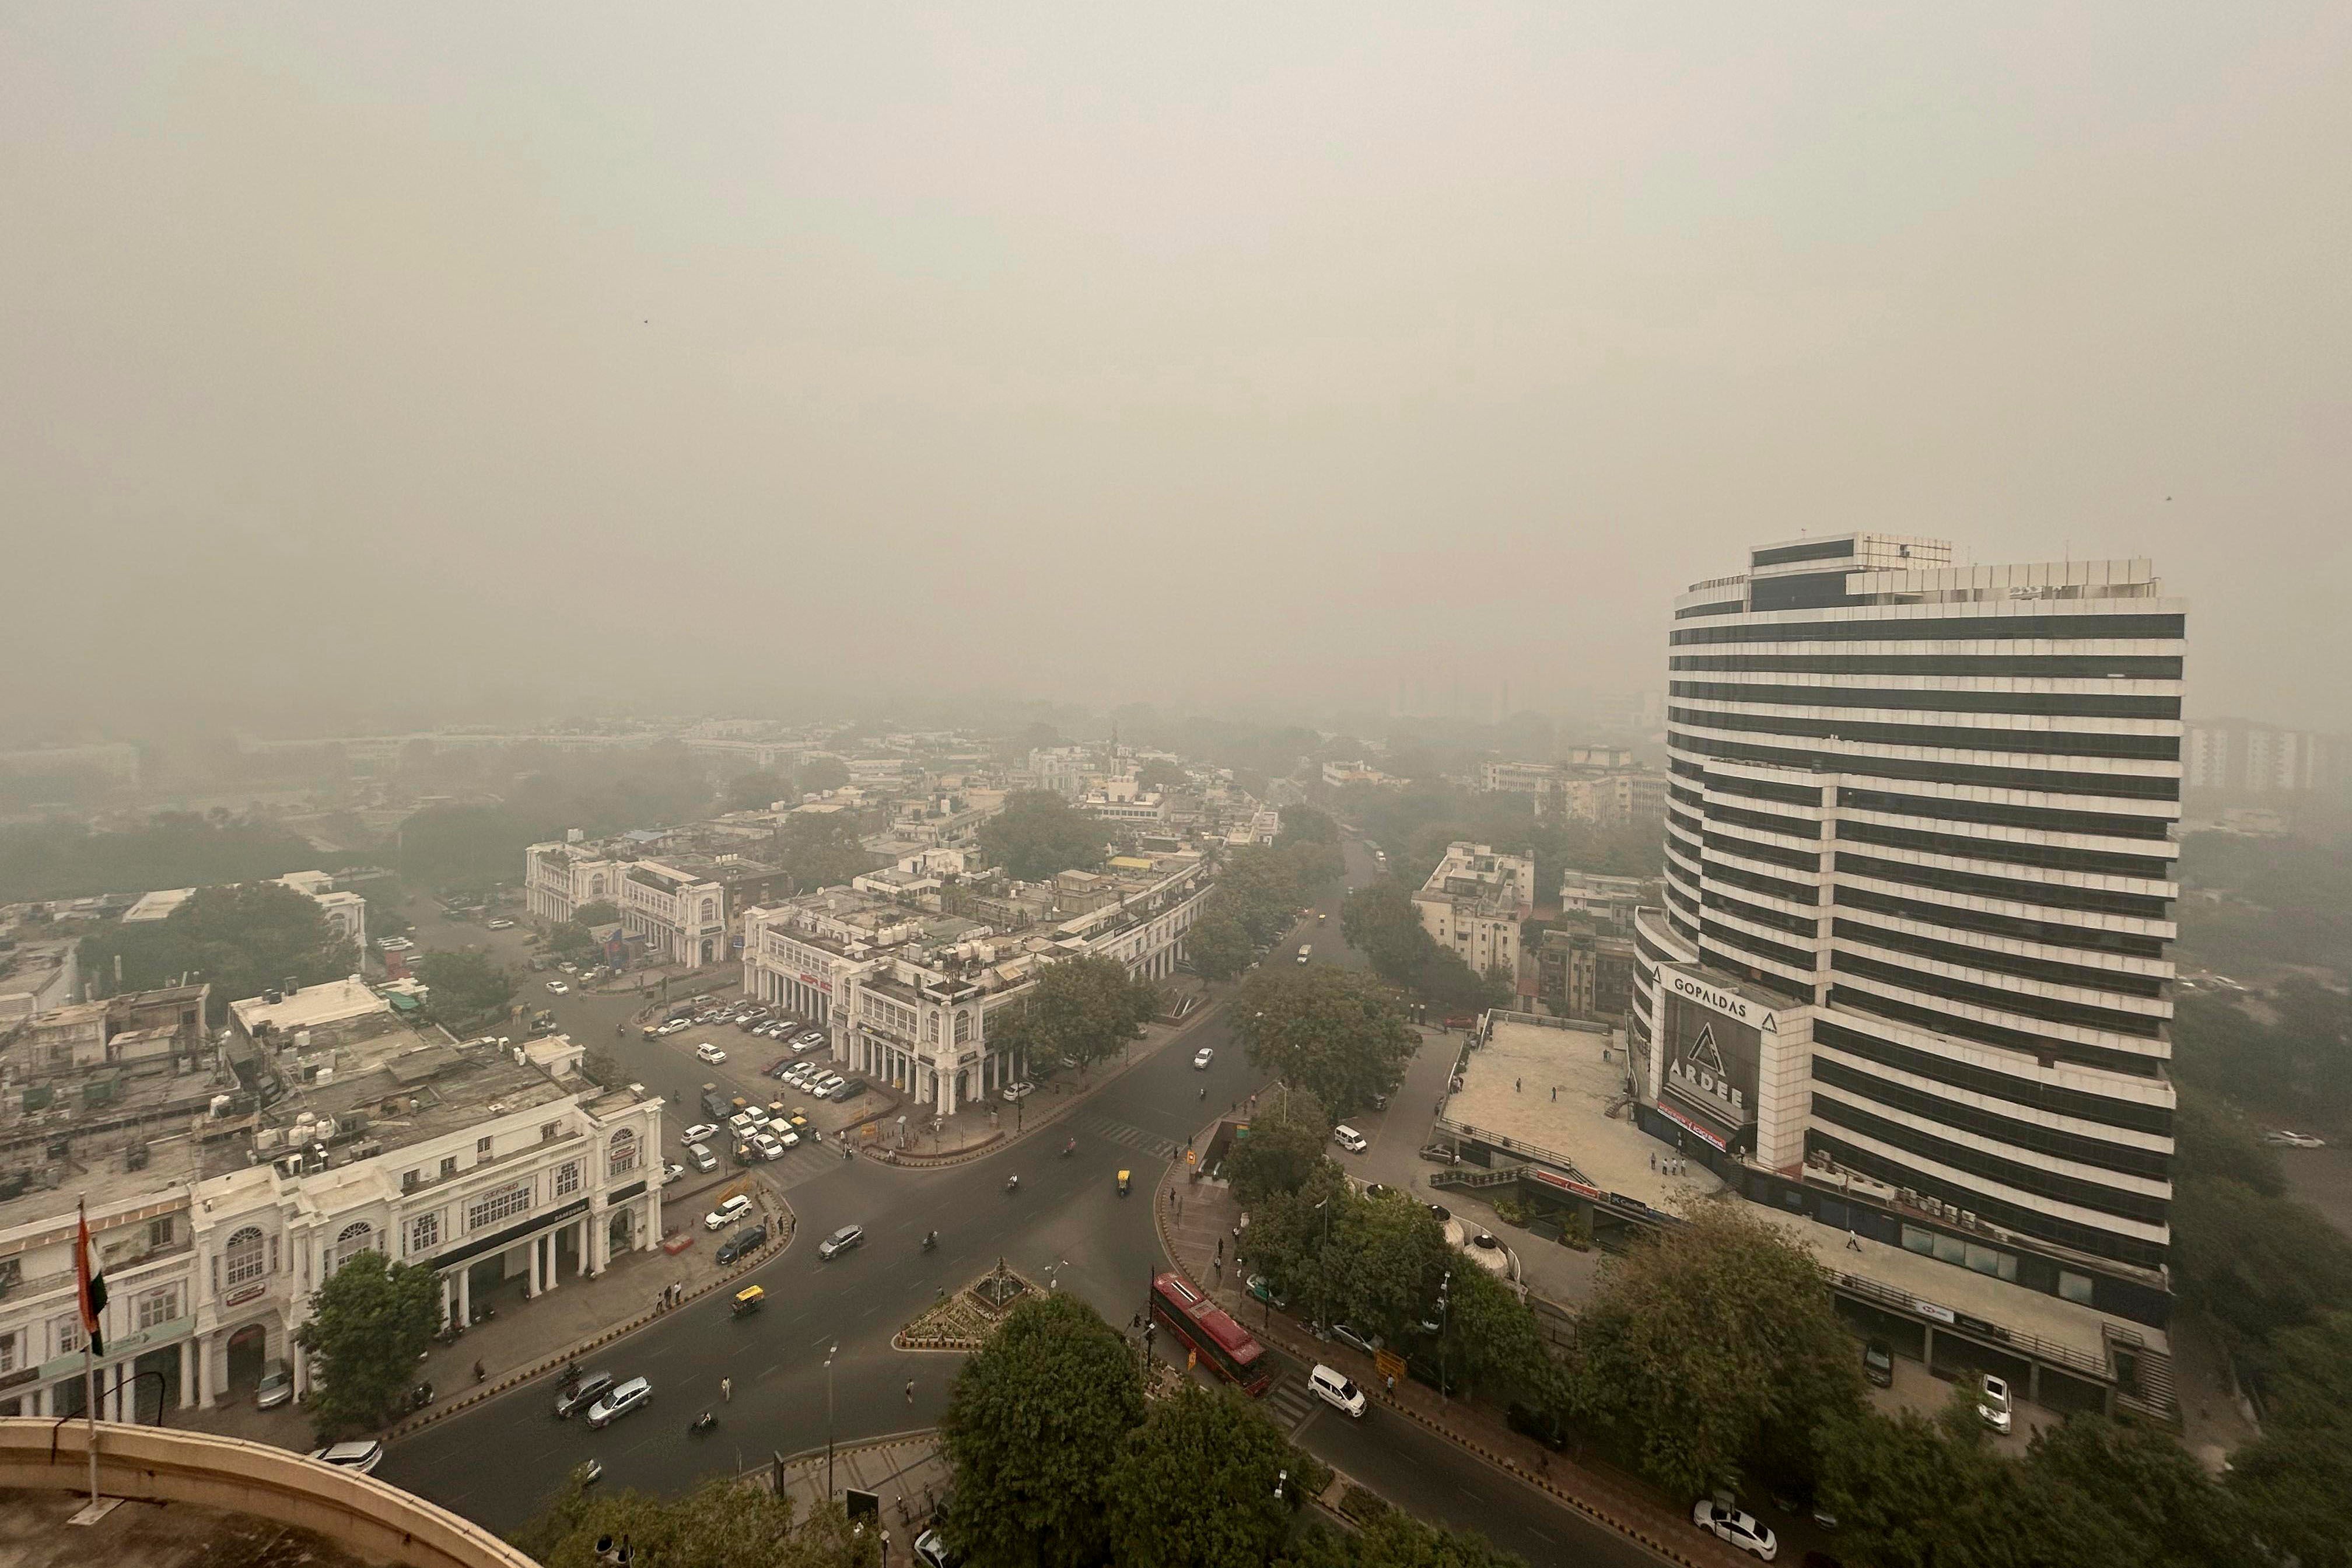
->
xmin=774 ymin=811 xmax=882 ymax=891
xmin=993 ymin=954 xmax=1160 ymax=1081
xmin=79 ymin=881 xmax=358 ymax=1023
xmin=1340 ymin=878 xmax=1508 ymax=1013
xmin=294 ymin=1251 xmax=441 ymax=1436
xmin=415 ymin=949 xmax=514 ymax=1027
xmin=1563 ymin=1203 xmax=1862 ymax=1497
xmin=1135 ymin=758 xmax=1188 ymax=795
xmin=938 ymin=1293 xmax=1147 ymax=1567
xmin=0 ymin=812 xmax=345 ymax=902
xmin=1105 ymin=1384 xmax=1299 ymax=1568
xmin=979 ymin=790 xmax=1108 ymax=882
xmin=510 ymin=1474 xmax=874 ymax=1568
xmin=1223 ymin=1085 xmax=1335 ymax=1206
xmin=1233 ymin=965 xmax=1419 ymax=1119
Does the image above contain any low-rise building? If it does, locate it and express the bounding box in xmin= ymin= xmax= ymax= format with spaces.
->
xmin=1554 ymin=769 xmax=1667 ymax=827
xmin=741 ymin=853 xmax=1212 ymax=1116
xmin=1556 ymin=869 xmax=1656 ymax=931
xmin=1536 ymin=923 xmax=1639 ymax=1023
xmin=1412 ymin=842 xmax=1535 ymax=979
xmin=527 ymin=838 xmax=785 ymax=968
xmin=1079 ymin=776 xmax=1168 ymax=825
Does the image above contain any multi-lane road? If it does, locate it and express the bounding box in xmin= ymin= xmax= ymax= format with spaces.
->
xmin=376 ymin=852 xmax=1666 ymax=1566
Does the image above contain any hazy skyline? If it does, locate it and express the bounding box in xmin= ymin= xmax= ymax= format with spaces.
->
xmin=5 ymin=5 xmax=2347 ymax=738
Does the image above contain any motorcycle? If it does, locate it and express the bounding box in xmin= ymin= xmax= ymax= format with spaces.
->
xmin=1005 ymin=1174 xmax=1020 ymax=1194
xmin=921 ymin=1231 xmax=937 ymax=1253
xmin=689 ymin=1411 xmax=719 ymax=1436
xmin=1060 ymin=1138 xmax=1075 ymax=1158
xmin=408 ymin=1381 xmax=436 ymax=1413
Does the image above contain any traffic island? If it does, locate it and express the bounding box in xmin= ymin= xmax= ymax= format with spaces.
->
xmin=892 ymin=1259 xmax=1045 ymax=1352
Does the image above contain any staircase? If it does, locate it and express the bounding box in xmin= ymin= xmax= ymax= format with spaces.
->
xmin=2113 ymin=1343 xmax=2180 ymax=1427
xmin=1429 ymin=1163 xmax=1528 ymax=1191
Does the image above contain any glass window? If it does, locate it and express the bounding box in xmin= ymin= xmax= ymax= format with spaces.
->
xmin=608 ymin=1129 xmax=639 ymax=1176
xmin=0 ymin=1332 xmax=14 ymax=1373
xmin=1901 ymin=1224 xmax=1936 ymax=1257
xmin=410 ymin=1213 xmax=440 ymax=1254
xmin=225 ymin=1226 xmax=267 ymax=1286
xmin=56 ymin=1317 xmax=83 ymax=1356
xmin=555 ymin=1160 xmax=582 ymax=1197
xmin=334 ymin=1221 xmax=374 ymax=1272
xmin=138 ymin=1288 xmax=180 ymax=1329
xmin=468 ymin=1182 xmax=532 ymax=1231
xmin=2058 ymin=1269 xmax=2095 ymax=1304
xmin=1964 ymin=1241 xmax=2017 ymax=1281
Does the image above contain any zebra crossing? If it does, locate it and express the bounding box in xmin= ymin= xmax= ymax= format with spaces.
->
xmin=1068 ymin=1110 xmax=1184 ymax=1162
xmin=1259 ymin=1368 xmax=1321 ymax=1436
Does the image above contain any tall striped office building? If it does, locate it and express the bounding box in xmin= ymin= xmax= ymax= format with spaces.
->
xmin=1630 ymin=534 xmax=2181 ymax=1321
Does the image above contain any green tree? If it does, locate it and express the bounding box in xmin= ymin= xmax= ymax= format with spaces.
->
xmin=294 ymin=1251 xmax=441 ymax=1435
xmin=797 ymin=755 xmax=851 ymax=794
xmin=979 ymin=790 xmax=1108 ymax=881
xmin=0 ymin=812 xmax=344 ymax=902
xmin=992 ymin=954 xmax=1158 ymax=1082
xmin=573 ymin=899 xmax=620 ymax=928
xmin=545 ymin=920 xmax=603 ymax=967
xmin=1185 ymin=896 xmax=1255 ymax=981
xmin=1340 ymin=878 xmax=1507 ymax=1013
xmin=79 ymin=881 xmax=358 ymax=1024
xmin=1276 ymin=804 xmax=1340 ymax=847
xmin=2170 ymin=1174 xmax=2352 ymax=1346
xmin=1105 ymin=1383 xmax=1298 ymax=1568
xmin=510 ymin=1474 xmax=875 ymax=1568
xmin=1224 ymin=1085 xmax=1334 ymax=1206
xmin=1440 ymin=1259 xmax=1554 ymax=1409
xmin=723 ymin=769 xmax=790 ymax=811
xmin=939 ymin=1293 xmax=1147 ymax=1568
xmin=774 ymin=811 xmax=881 ymax=891
xmin=2029 ymin=1414 xmax=2247 ymax=1568
xmin=1233 ymin=966 xmax=1418 ymax=1119
xmin=1136 ymin=758 xmax=1188 ymax=795
xmin=1273 ymin=1511 xmax=1528 ymax=1567
xmin=415 ymin=949 xmax=514 ymax=1027
xmin=1564 ymin=1204 xmax=1863 ymax=1498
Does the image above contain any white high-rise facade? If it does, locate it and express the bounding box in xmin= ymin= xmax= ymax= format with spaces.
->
xmin=1630 ymin=534 xmax=2182 ymax=1318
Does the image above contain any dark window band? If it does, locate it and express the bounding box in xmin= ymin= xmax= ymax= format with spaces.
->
xmin=1804 ymin=1130 xmax=2166 ymax=1270
xmin=1705 ymin=861 xmax=1819 ymax=907
xmin=1671 ymin=612 xmax=2186 ymax=648
xmin=1672 ymin=653 xmax=2184 ymax=680
xmin=1831 ymin=952 xmax=2164 ymax=1038
xmin=1672 ymin=732 xmax=2180 ymax=801
xmin=1704 ymin=831 xmax=1821 ymax=874
xmin=1827 ymin=986 xmax=2162 ymax=1077
xmin=1838 ymin=787 xmax=2175 ymax=842
xmin=1811 ymin=1058 xmax=2171 ymax=1181
xmin=1837 ymin=820 xmax=2174 ymax=881
xmin=1751 ymin=538 xmax=1857 ymax=568
xmin=1811 ymin=1018 xmax=2174 ymax=1134
xmin=1672 ymin=681 xmax=2182 ymax=722
xmin=1833 ymin=886 xmax=2166 ymax=959
xmin=1704 ymin=771 xmax=1826 ymax=808
xmin=1811 ymin=1096 xmax=2168 ymax=1224
xmin=1832 ymin=918 xmax=2166 ymax=999
xmin=1672 ymin=706 xmax=2181 ymax=763
xmin=1710 ymin=801 xmax=1822 ymax=840
xmin=1835 ymin=851 xmax=2172 ymax=919
xmin=1704 ymin=888 xmax=1820 ymax=939
xmin=1699 ymin=947 xmax=1813 ymax=1004
xmin=1703 ymin=921 xmax=1817 ymax=974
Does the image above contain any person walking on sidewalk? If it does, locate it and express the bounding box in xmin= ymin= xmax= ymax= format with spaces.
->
xmin=720 ymin=1377 xmax=732 ymax=1402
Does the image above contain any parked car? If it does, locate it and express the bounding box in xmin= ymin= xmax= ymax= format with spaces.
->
xmin=1325 ymin=1323 xmax=1382 ymax=1357
xmin=681 ymin=1123 xmax=719 ymax=1147
xmin=546 ymin=980 xmax=569 ymax=995
xmin=486 ymin=918 xmax=515 ymax=930
xmin=818 ymin=1224 xmax=865 ymax=1259
xmin=1692 ymin=1501 xmax=1777 ymax=1560
xmin=705 ymin=1195 xmax=753 ymax=1230
xmin=657 ymin=1019 xmax=690 ymax=1036
xmin=914 ymin=1527 xmax=958 ymax=1568
xmin=696 ymin=1044 xmax=727 ymax=1064
xmin=687 ymin=1143 xmax=718 ymax=1173
xmin=1192 ymin=1047 xmax=1214 ymax=1069
xmin=661 ymin=1159 xmax=684 ymax=1182
xmin=716 ymin=1225 xmax=769 ymax=1265
xmin=1977 ymin=1374 xmax=2013 ymax=1434
xmin=1002 ymin=1081 xmax=1034 ymax=1102
xmin=750 ymin=1132 xmax=785 ymax=1161
xmin=796 ymin=1030 xmax=825 ymax=1046
xmin=256 ymin=1360 xmax=294 ymax=1410
xmin=1863 ymin=1340 xmax=1894 ymax=1388
xmin=1332 ymin=1125 xmax=1369 ymax=1154
xmin=307 ymin=1440 xmax=385 ymax=1474
xmin=555 ymin=1371 xmax=615 ymax=1419
xmin=1245 ymin=1275 xmax=1288 ymax=1310
xmin=586 ymin=1377 xmax=652 ymax=1429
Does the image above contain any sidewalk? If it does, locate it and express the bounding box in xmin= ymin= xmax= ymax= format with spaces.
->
xmin=1154 ymin=1154 xmax=1747 ymax=1568
xmin=753 ymin=1430 xmax=951 ymax=1546
xmin=864 ymin=979 xmax=1226 ymax=1168
xmin=181 ymin=1175 xmax=797 ymax=1450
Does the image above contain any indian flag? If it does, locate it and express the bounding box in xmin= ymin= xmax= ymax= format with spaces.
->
xmin=76 ymin=1204 xmax=106 ymax=1358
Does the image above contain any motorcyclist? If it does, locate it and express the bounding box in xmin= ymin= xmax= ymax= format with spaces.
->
xmin=1006 ymin=1174 xmax=1020 ymax=1192
xmin=923 ymin=1229 xmax=937 ymax=1250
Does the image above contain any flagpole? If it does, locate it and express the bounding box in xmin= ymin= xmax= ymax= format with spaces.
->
xmin=80 ymin=1199 xmax=97 ymax=1508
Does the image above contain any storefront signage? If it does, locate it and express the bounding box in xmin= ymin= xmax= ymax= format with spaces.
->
xmin=1912 ymin=1298 xmax=1956 ymax=1325
xmin=223 ymin=1281 xmax=269 ymax=1308
xmin=799 ymin=973 xmax=834 ymax=995
xmin=1524 ymin=1166 xmax=1601 ymax=1202
xmin=1667 ymin=970 xmax=1777 ymax=1031
xmin=1657 ymin=1102 xmax=1729 ymax=1152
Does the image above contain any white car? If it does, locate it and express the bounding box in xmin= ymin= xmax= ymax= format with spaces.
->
xmin=1192 ymin=1047 xmax=1214 ymax=1070
xmin=546 ymin=980 xmax=569 ymax=995
xmin=704 ymin=1194 xmax=752 ymax=1230
xmin=696 ymin=1044 xmax=727 ymax=1064
xmin=797 ymin=1030 xmax=825 ymax=1046
xmin=1692 ymin=1501 xmax=1777 ymax=1560
xmin=1002 ymin=1081 xmax=1034 ymax=1102
xmin=486 ymin=918 xmax=514 ymax=930
xmin=2264 ymin=1129 xmax=2329 ymax=1149
xmin=1978 ymin=1374 xmax=2014 ymax=1434
xmin=751 ymin=1133 xmax=785 ymax=1161
xmin=658 ymin=1019 xmax=690 ymax=1036
xmin=680 ymin=1123 xmax=719 ymax=1147
xmin=307 ymin=1440 xmax=385 ymax=1475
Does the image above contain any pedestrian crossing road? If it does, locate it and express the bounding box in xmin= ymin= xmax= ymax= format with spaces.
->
xmin=1069 ymin=1109 xmax=1185 ymax=1161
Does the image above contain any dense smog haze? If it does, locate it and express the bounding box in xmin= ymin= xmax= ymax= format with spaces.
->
xmin=3 ymin=4 xmax=2346 ymax=740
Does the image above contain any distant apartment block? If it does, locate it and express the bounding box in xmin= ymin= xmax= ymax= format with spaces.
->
xmin=2183 ymin=717 xmax=2344 ymax=796
xmin=1556 ymin=769 xmax=1668 ymax=827
xmin=1412 ymin=842 xmax=1535 ymax=978
xmin=1321 ymin=760 xmax=1392 ymax=788
xmin=1079 ymin=776 xmax=1168 ymax=824
xmin=1536 ymin=923 xmax=1638 ymax=1023
xmin=1027 ymin=747 xmax=1094 ymax=799
xmin=526 ymin=839 xmax=786 ymax=968
xmin=1556 ymin=869 xmax=1656 ymax=931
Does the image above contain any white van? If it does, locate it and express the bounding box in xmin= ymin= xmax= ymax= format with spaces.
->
xmin=687 ymin=1142 xmax=718 ymax=1173
xmin=1309 ymin=1363 xmax=1366 ymax=1418
xmin=1333 ymin=1125 xmax=1369 ymax=1154
xmin=1296 ymin=944 xmax=1312 ymax=964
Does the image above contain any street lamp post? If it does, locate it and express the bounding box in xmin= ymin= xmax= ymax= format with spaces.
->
xmin=1436 ymin=1271 xmax=1451 ymax=1403
xmin=824 ymin=1343 xmax=839 ymax=1499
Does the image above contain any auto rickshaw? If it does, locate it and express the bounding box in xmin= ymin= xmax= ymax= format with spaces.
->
xmin=1115 ymin=1169 xmax=1132 ymax=1196
xmin=731 ymin=1284 xmax=765 ymax=1318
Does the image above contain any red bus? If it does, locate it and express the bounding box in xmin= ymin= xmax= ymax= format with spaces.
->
xmin=1150 ymin=1272 xmax=1270 ymax=1395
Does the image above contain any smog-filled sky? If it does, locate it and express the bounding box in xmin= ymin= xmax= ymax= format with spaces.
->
xmin=4 ymin=5 xmax=2346 ymax=738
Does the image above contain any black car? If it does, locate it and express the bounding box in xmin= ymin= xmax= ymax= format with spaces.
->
xmin=716 ymin=1225 xmax=768 ymax=1266
xmin=1863 ymin=1340 xmax=1894 ymax=1388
